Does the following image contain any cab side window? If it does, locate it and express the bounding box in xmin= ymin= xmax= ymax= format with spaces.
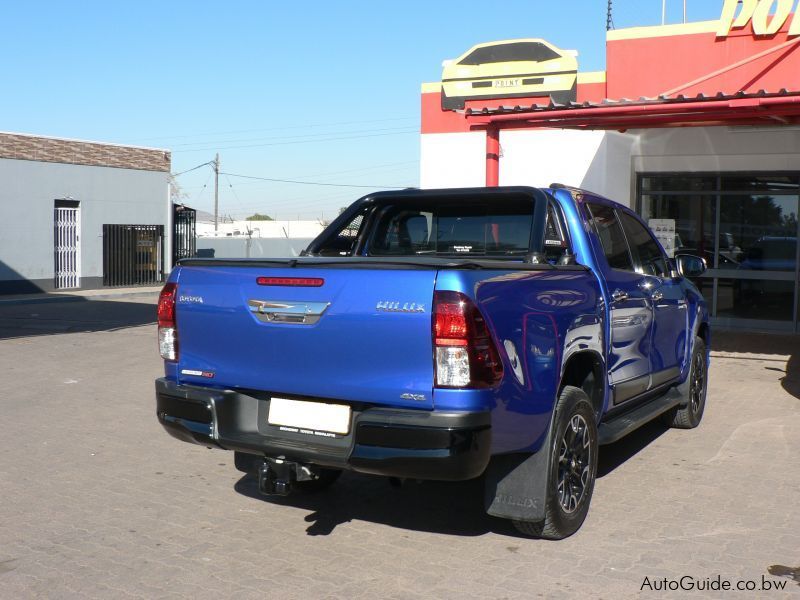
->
xmin=619 ymin=212 xmax=669 ymax=277
xmin=586 ymin=203 xmax=634 ymax=271
xmin=316 ymin=209 xmax=368 ymax=256
xmin=544 ymin=202 xmax=573 ymax=264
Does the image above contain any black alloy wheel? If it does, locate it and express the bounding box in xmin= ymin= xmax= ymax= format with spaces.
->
xmin=663 ymin=336 xmax=708 ymax=429
xmin=557 ymin=413 xmax=593 ymax=514
xmin=513 ymin=386 xmax=598 ymax=540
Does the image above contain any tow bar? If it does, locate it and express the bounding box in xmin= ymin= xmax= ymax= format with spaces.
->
xmin=257 ymin=458 xmax=319 ymax=496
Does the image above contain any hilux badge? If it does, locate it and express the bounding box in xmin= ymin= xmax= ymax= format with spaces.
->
xmin=376 ymin=301 xmax=425 ymax=313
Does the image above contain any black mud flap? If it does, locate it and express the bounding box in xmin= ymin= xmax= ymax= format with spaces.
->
xmin=483 ymin=424 xmax=553 ymax=523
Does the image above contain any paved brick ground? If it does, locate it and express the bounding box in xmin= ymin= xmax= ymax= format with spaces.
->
xmin=0 ymin=297 xmax=798 ymax=599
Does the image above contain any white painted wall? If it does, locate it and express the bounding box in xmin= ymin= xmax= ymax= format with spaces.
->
xmin=500 ymin=129 xmax=639 ymax=203
xmin=420 ymin=132 xmax=486 ymax=188
xmin=419 ymin=125 xmax=800 ymax=208
xmin=196 ymin=219 xmax=325 ymax=239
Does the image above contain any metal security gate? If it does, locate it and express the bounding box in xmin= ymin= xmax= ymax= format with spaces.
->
xmin=103 ymin=224 xmax=165 ymax=286
xmin=173 ymin=204 xmax=196 ymax=265
xmin=54 ymin=205 xmax=81 ymax=289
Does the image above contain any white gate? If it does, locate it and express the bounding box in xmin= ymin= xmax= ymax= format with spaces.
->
xmin=54 ymin=206 xmax=80 ymax=289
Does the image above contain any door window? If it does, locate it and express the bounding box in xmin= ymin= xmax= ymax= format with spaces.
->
xmin=587 ymin=203 xmax=634 ymax=271
xmin=619 ymin=211 xmax=669 ymax=277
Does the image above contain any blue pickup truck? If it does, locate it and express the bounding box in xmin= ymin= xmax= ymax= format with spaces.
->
xmin=155 ymin=185 xmax=710 ymax=539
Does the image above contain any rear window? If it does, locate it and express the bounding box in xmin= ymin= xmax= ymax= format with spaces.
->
xmin=368 ymin=201 xmax=533 ymax=257
xmin=458 ymin=42 xmax=561 ymax=65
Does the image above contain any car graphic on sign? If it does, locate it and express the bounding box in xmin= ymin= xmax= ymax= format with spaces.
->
xmin=441 ymin=38 xmax=578 ymax=111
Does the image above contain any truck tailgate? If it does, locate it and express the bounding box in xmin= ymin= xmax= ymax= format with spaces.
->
xmin=174 ymin=265 xmax=437 ymax=409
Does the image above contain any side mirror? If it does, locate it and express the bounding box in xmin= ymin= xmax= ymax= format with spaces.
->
xmin=675 ymin=253 xmax=706 ymax=278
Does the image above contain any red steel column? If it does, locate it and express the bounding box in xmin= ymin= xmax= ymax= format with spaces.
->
xmin=485 ymin=125 xmax=500 ymax=187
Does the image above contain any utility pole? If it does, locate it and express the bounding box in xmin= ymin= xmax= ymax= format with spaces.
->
xmin=213 ymin=153 xmax=220 ymax=234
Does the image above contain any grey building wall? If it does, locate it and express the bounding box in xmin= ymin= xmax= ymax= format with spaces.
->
xmin=0 ymin=158 xmax=170 ymax=293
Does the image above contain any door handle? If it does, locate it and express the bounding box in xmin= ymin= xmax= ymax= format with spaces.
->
xmin=611 ymin=289 xmax=628 ymax=303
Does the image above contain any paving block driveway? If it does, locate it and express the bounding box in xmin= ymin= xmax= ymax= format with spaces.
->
xmin=0 ymin=296 xmax=798 ymax=599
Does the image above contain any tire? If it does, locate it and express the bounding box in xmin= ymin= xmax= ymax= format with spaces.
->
xmin=662 ymin=336 xmax=707 ymax=429
xmin=513 ymin=386 xmax=598 ymax=540
xmin=293 ymin=468 xmax=342 ymax=493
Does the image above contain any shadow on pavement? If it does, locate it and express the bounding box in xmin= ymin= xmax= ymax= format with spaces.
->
xmin=712 ymin=330 xmax=800 ymax=401
xmin=0 ymin=299 xmax=156 ymax=340
xmin=597 ymin=420 xmax=668 ymax=477
xmin=234 ymin=471 xmax=516 ymax=538
xmin=784 ymin=353 xmax=800 ymax=401
xmin=233 ymin=421 xmax=669 ymax=538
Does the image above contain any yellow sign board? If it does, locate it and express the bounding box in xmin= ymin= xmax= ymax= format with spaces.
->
xmin=717 ymin=0 xmax=800 ymax=37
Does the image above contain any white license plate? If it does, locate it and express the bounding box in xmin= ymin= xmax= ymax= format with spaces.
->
xmin=268 ymin=398 xmax=351 ymax=435
xmin=493 ymin=79 xmax=521 ymax=88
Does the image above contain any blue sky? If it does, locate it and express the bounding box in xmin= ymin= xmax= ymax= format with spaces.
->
xmin=1 ymin=1 xmax=724 ymax=221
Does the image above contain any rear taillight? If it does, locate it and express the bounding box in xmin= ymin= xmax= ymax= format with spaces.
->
xmin=158 ymin=282 xmax=178 ymax=361
xmin=433 ymin=291 xmax=503 ymax=388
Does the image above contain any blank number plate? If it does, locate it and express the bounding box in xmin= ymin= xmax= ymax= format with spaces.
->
xmin=268 ymin=397 xmax=351 ymax=435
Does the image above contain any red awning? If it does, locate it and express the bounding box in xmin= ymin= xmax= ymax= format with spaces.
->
xmin=464 ymin=90 xmax=800 ymax=131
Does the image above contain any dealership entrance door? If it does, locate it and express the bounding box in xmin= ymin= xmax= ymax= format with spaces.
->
xmin=638 ymin=173 xmax=800 ymax=332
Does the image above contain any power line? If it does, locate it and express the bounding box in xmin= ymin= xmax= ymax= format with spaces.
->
xmin=169 ymin=125 xmax=416 ymax=149
xmin=172 ymin=160 xmax=215 ymax=177
xmin=215 ymin=192 xmax=363 ymax=215
xmin=191 ymin=169 xmax=215 ymax=204
xmin=128 ymin=116 xmax=417 ymax=144
xmin=221 ymin=171 xmax=411 ymax=189
xmin=218 ymin=161 xmax=419 ymax=189
xmin=173 ymin=129 xmax=418 ymax=153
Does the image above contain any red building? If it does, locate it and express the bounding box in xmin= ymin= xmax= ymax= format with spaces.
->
xmin=420 ymin=6 xmax=800 ymax=332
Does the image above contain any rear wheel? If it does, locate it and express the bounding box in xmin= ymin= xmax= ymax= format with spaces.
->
xmin=513 ymin=386 xmax=598 ymax=539
xmin=662 ymin=337 xmax=707 ymax=429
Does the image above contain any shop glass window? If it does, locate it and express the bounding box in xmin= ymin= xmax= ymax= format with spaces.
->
xmin=619 ymin=212 xmax=669 ymax=277
xmin=719 ymin=194 xmax=798 ymax=272
xmin=715 ymin=277 xmax=796 ymax=322
xmin=640 ymin=175 xmax=716 ymax=193
xmin=639 ymin=193 xmax=716 ymax=263
xmin=587 ymin=203 xmax=634 ymax=271
xmin=720 ymin=175 xmax=797 ymax=192
xmin=638 ymin=173 xmax=800 ymax=327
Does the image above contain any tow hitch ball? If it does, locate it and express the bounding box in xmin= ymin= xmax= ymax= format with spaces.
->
xmin=257 ymin=458 xmax=316 ymax=497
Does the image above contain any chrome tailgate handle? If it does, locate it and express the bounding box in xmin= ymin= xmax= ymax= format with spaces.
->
xmin=248 ymin=300 xmax=330 ymax=325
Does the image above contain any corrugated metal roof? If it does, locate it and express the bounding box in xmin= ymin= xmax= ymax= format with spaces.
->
xmin=464 ymin=88 xmax=800 ymax=116
xmin=462 ymin=89 xmax=800 ymax=130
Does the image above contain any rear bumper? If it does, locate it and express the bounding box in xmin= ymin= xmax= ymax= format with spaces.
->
xmin=155 ymin=378 xmax=491 ymax=481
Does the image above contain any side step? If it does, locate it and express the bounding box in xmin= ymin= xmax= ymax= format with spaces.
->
xmin=598 ymin=387 xmax=683 ymax=445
